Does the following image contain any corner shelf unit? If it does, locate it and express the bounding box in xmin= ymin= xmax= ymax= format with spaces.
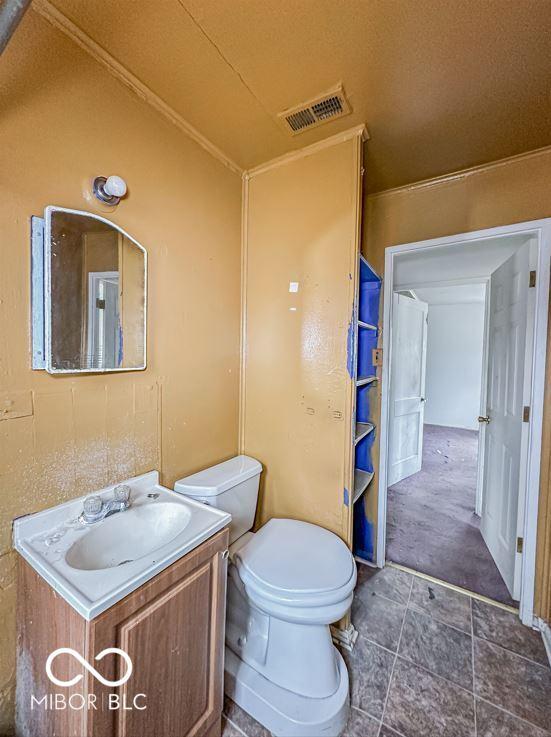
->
xmin=352 ymin=255 xmax=381 ymax=562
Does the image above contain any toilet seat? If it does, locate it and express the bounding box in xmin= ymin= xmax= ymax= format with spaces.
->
xmin=233 ymin=519 xmax=356 ymax=623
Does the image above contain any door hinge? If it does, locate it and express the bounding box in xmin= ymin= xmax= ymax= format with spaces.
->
xmin=96 ymin=298 xmax=106 ymax=310
xmin=517 ymin=537 xmax=524 ymax=554
xmin=529 ymin=270 xmax=536 ymax=288
xmin=523 ymin=406 xmax=530 ymax=422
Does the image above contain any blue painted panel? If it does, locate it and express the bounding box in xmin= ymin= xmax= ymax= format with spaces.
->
xmin=359 ymin=256 xmax=380 ymax=283
xmin=358 ymin=327 xmax=378 ymax=378
xmin=355 ymin=432 xmax=375 ymax=474
xmin=359 ymin=281 xmax=381 ymax=326
xmin=356 ymin=383 xmax=373 ymax=423
xmin=353 ymin=498 xmax=374 ymax=560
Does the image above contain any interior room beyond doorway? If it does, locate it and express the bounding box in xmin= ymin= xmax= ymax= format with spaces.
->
xmin=385 ymin=232 xmax=538 ymax=608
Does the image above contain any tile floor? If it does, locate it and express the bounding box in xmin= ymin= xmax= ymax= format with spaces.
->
xmin=222 ymin=564 xmax=551 ymax=737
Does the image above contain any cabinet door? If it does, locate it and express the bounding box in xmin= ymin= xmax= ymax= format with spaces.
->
xmin=88 ymin=530 xmax=228 ymax=737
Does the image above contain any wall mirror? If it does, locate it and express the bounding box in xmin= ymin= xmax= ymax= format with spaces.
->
xmin=32 ymin=206 xmax=147 ymax=373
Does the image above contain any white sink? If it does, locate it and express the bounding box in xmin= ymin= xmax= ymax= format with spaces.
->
xmin=13 ymin=471 xmax=231 ymax=619
xmin=65 ymin=503 xmax=192 ymax=571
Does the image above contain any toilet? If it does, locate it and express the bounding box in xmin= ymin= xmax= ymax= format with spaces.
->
xmin=174 ymin=455 xmax=356 ymax=737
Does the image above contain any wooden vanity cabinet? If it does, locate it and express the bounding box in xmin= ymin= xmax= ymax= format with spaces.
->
xmin=16 ymin=528 xmax=229 ymax=737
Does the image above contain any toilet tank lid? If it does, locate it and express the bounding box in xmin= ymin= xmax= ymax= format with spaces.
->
xmin=174 ymin=455 xmax=262 ymax=497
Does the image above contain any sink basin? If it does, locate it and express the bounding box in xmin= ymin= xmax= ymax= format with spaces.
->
xmin=13 ymin=470 xmax=231 ymax=619
xmin=65 ymin=503 xmax=192 ymax=571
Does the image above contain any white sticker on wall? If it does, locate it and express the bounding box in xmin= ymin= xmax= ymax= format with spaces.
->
xmin=289 ymin=282 xmax=299 ymax=293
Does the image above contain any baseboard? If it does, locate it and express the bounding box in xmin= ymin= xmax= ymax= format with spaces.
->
xmin=534 ymin=617 xmax=551 ymax=668
xmin=387 ymin=561 xmax=519 ymax=614
xmin=331 ymin=623 xmax=358 ymax=652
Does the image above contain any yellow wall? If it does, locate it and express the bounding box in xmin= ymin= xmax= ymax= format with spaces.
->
xmin=0 ymin=11 xmax=242 ymax=731
xmin=241 ymin=135 xmax=362 ymax=539
xmin=363 ymin=147 xmax=551 ymax=622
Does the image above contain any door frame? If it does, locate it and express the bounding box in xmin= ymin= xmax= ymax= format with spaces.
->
xmin=376 ymin=219 xmax=551 ymax=626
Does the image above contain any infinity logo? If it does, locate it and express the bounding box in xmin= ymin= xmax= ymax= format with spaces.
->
xmin=45 ymin=648 xmax=133 ymax=687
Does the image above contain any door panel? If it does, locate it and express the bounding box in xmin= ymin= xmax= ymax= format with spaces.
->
xmin=117 ymin=564 xmax=213 ymax=737
xmin=481 ymin=245 xmax=530 ymax=598
xmin=388 ymin=293 xmax=428 ymax=486
xmin=88 ymin=529 xmax=228 ymax=737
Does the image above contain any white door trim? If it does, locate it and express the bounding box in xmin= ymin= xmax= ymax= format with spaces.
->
xmin=377 ymin=219 xmax=551 ymax=626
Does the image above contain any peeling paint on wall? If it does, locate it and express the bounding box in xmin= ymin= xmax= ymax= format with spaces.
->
xmin=0 ymin=11 xmax=242 ymax=732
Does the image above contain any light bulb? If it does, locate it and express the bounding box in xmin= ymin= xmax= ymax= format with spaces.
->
xmin=104 ymin=175 xmax=127 ymax=198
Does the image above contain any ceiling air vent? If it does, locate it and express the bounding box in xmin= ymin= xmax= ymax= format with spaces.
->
xmin=278 ymin=85 xmax=352 ymax=136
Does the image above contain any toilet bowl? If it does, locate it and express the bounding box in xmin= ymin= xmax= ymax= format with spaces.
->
xmin=174 ymin=456 xmax=356 ymax=737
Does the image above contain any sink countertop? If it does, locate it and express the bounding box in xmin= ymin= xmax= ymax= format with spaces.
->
xmin=13 ymin=470 xmax=231 ymax=620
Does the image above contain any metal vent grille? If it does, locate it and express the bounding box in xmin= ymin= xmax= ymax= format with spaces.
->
xmin=311 ymin=95 xmax=343 ymax=120
xmin=286 ymin=108 xmax=317 ymax=132
xmin=278 ymin=85 xmax=351 ymax=135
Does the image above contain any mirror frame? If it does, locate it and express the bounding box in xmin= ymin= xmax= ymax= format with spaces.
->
xmin=34 ymin=206 xmax=148 ymax=374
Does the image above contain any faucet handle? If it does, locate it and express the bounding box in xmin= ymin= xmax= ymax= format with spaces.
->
xmin=114 ymin=484 xmax=131 ymax=504
xmin=83 ymin=495 xmax=102 ymax=516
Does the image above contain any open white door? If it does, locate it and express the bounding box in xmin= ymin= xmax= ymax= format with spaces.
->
xmin=481 ymin=244 xmax=534 ymax=600
xmin=388 ymin=293 xmax=428 ymax=486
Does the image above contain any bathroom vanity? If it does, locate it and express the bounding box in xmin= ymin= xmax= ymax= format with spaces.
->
xmin=14 ymin=472 xmax=231 ymax=737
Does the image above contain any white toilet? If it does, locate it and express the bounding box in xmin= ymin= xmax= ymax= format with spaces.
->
xmin=174 ymin=455 xmax=356 ymax=737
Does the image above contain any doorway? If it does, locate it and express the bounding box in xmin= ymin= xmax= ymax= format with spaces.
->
xmin=377 ymin=220 xmax=551 ymax=625
xmin=86 ymin=271 xmax=120 ymax=370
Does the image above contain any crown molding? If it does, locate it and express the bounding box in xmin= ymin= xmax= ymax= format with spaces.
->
xmin=368 ymin=144 xmax=551 ymax=200
xmin=245 ymin=124 xmax=369 ymax=180
xmin=31 ymin=0 xmax=243 ymax=176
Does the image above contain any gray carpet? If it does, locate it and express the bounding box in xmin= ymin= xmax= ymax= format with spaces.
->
xmin=387 ymin=424 xmax=516 ymax=607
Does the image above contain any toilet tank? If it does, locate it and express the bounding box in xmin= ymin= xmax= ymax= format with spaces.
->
xmin=174 ymin=455 xmax=262 ymax=544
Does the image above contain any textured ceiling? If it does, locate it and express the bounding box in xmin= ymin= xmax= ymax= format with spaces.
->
xmin=47 ymin=0 xmax=551 ymax=192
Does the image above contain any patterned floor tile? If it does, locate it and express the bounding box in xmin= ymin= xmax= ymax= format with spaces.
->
xmin=223 ymin=696 xmax=271 ymax=737
xmin=341 ymin=706 xmax=380 ymax=737
xmin=342 ymin=635 xmax=395 ymax=719
xmin=221 ymin=715 xmax=246 ymax=737
xmin=474 ymin=638 xmax=551 ymax=731
xmin=475 ymin=699 xmax=551 ymax=737
xmin=356 ymin=564 xmax=412 ymax=606
xmin=379 ymin=725 xmax=405 ymax=736
xmin=472 ymin=599 xmax=548 ymax=666
xmin=352 ymin=587 xmax=406 ymax=651
xmin=399 ymin=608 xmax=473 ymax=689
xmin=384 ymin=658 xmax=475 ymax=737
xmin=408 ymin=576 xmax=472 ymax=633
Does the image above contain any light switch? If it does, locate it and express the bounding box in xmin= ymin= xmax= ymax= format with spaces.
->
xmin=289 ymin=282 xmax=299 ymax=293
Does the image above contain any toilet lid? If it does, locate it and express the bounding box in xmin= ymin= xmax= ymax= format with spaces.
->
xmin=234 ymin=518 xmax=355 ymax=595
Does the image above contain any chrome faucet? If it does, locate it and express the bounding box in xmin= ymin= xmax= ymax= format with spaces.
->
xmin=79 ymin=485 xmax=131 ymax=525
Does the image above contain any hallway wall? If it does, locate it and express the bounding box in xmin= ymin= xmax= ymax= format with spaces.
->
xmin=424 ymin=300 xmax=486 ymax=430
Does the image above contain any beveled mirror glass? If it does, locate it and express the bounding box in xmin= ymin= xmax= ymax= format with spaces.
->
xmin=45 ymin=207 xmax=147 ymax=373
